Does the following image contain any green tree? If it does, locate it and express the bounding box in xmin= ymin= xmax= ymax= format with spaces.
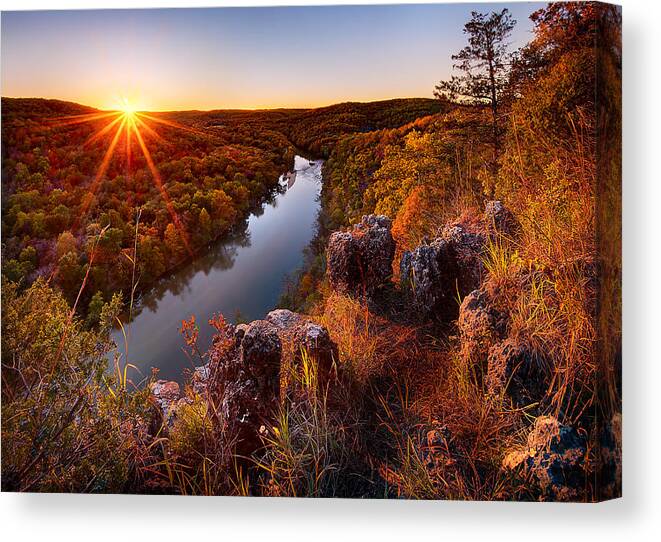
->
xmin=57 ymin=251 xmax=82 ymax=298
xmin=19 ymin=246 xmax=38 ymax=274
xmin=199 ymin=208 xmax=212 ymax=244
xmin=366 ymin=131 xmax=452 ymax=218
xmin=85 ymin=290 xmax=105 ymax=328
xmin=138 ymin=237 xmax=166 ymax=283
xmin=56 ymin=231 xmax=77 ymax=259
xmin=164 ymin=222 xmax=184 ymax=262
xmin=2 ymin=260 xmax=25 ymax=283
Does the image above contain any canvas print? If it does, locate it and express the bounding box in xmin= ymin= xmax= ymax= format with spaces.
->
xmin=0 ymin=2 xmax=621 ymax=501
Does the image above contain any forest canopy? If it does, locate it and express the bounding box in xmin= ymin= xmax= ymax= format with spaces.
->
xmin=1 ymin=97 xmax=440 ymax=316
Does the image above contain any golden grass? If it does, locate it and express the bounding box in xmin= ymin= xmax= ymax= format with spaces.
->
xmin=319 ymin=291 xmax=418 ymax=384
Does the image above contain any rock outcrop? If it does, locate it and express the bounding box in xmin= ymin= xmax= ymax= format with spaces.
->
xmin=503 ymin=416 xmax=587 ymax=501
xmin=441 ymin=223 xmax=486 ymax=293
xmin=185 ymin=312 xmax=337 ymax=456
xmin=399 ymin=238 xmax=457 ymax=319
xmin=400 ymin=221 xmax=485 ymax=320
xmin=485 ymin=339 xmax=549 ymax=407
xmin=239 ymin=320 xmax=282 ymax=396
xmin=187 ymin=319 xmax=282 ymax=457
xmin=326 ymin=214 xmax=395 ymax=298
xmin=150 ymin=380 xmax=181 ymax=424
xmin=219 ymin=320 xmax=282 ymax=456
xmin=266 ymin=309 xmax=338 ymax=387
xmin=457 ymin=287 xmax=504 ymax=367
xmin=484 ymin=200 xmax=519 ymax=237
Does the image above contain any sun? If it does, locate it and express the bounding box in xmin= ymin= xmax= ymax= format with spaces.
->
xmin=117 ymin=97 xmax=137 ymax=117
xmin=53 ymin=97 xmax=196 ymax=258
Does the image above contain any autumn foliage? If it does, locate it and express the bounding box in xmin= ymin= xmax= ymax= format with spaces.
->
xmin=1 ymin=3 xmax=620 ymax=500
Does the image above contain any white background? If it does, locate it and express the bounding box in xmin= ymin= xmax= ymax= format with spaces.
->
xmin=0 ymin=0 xmax=658 ymax=540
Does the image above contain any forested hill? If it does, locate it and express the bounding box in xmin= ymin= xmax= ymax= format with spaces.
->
xmin=0 ymin=98 xmax=97 ymax=121
xmin=280 ymin=98 xmax=446 ymax=156
xmin=0 ymin=96 xmax=442 ymax=315
xmin=100 ymin=97 xmax=444 ymax=156
xmin=1 ymin=96 xmax=443 ymax=159
xmin=1 ymin=3 xmax=621 ymax=500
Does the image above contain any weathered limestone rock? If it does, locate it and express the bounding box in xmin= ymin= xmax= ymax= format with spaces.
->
xmin=400 ymin=238 xmax=457 ymax=319
xmin=326 ymin=214 xmax=395 ymax=298
xmin=266 ymin=308 xmax=305 ymax=330
xmin=484 ymin=200 xmax=519 ymax=237
xmin=457 ymin=288 xmax=500 ymax=365
xmin=239 ymin=319 xmax=282 ymax=396
xmin=186 ymin=312 xmax=336 ymax=457
xmin=485 ymin=339 xmax=549 ymax=407
xmin=266 ymin=309 xmax=338 ymax=387
xmin=400 ymin=222 xmax=485 ymax=320
xmin=201 ymin=319 xmax=282 ymax=457
xmin=503 ymin=416 xmax=587 ymax=501
xmin=327 ymin=232 xmax=359 ymax=293
xmin=149 ymin=380 xmax=181 ymax=425
xmin=441 ymin=223 xmax=486 ymax=293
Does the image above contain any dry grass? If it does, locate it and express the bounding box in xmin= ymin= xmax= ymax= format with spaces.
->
xmin=318 ymin=291 xmax=418 ymax=384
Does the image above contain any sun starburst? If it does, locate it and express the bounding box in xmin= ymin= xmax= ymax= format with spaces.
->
xmin=63 ymin=98 xmax=193 ymax=256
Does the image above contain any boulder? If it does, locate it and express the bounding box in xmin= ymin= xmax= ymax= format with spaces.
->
xmin=266 ymin=309 xmax=338 ymax=388
xmin=220 ymin=377 xmax=265 ymax=457
xmin=441 ymin=223 xmax=485 ymax=293
xmin=457 ymin=288 xmax=500 ymax=366
xmin=326 ymin=232 xmax=360 ymax=293
xmin=203 ymin=319 xmax=282 ymax=457
xmin=400 ymin=238 xmax=457 ymax=319
xmin=239 ymin=319 xmax=282 ymax=397
xmin=149 ymin=380 xmax=181 ymax=424
xmin=326 ymin=214 xmax=395 ymax=298
xmin=484 ymin=200 xmax=519 ymax=237
xmin=503 ymin=416 xmax=587 ymax=501
xmin=400 ymin=222 xmax=485 ymax=320
xmin=485 ymin=339 xmax=549 ymax=407
xmin=266 ymin=308 xmax=305 ymax=330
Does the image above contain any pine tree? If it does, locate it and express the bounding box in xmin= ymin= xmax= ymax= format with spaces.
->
xmin=435 ymin=9 xmax=516 ymax=158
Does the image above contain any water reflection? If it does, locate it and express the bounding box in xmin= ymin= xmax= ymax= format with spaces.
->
xmin=111 ymin=156 xmax=322 ymax=383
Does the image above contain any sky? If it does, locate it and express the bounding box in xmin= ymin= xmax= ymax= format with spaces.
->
xmin=1 ymin=3 xmax=543 ymax=111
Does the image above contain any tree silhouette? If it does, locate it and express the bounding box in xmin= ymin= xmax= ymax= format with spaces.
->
xmin=435 ymin=9 xmax=516 ymax=159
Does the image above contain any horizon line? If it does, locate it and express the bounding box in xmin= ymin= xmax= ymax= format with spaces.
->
xmin=1 ymin=94 xmax=441 ymax=114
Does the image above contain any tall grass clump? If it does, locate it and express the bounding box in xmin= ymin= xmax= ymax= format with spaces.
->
xmin=319 ymin=291 xmax=417 ymax=385
xmin=477 ymin=30 xmax=614 ymax=442
xmin=256 ymin=348 xmax=356 ymax=497
xmin=155 ymin=314 xmax=241 ymax=496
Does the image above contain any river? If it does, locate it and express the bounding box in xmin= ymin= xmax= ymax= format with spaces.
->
xmin=110 ymin=155 xmax=322 ymax=384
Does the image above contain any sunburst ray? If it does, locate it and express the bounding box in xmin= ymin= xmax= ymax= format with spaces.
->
xmin=48 ymin=110 xmax=121 ymax=127
xmin=46 ymin=102 xmax=195 ymax=259
xmin=83 ymin=114 xmax=125 ymax=147
xmin=136 ymin=112 xmax=208 ymax=138
xmin=129 ymin=116 xmax=193 ymax=256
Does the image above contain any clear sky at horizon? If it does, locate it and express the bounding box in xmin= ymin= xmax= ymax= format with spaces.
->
xmin=1 ymin=3 xmax=543 ymax=111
